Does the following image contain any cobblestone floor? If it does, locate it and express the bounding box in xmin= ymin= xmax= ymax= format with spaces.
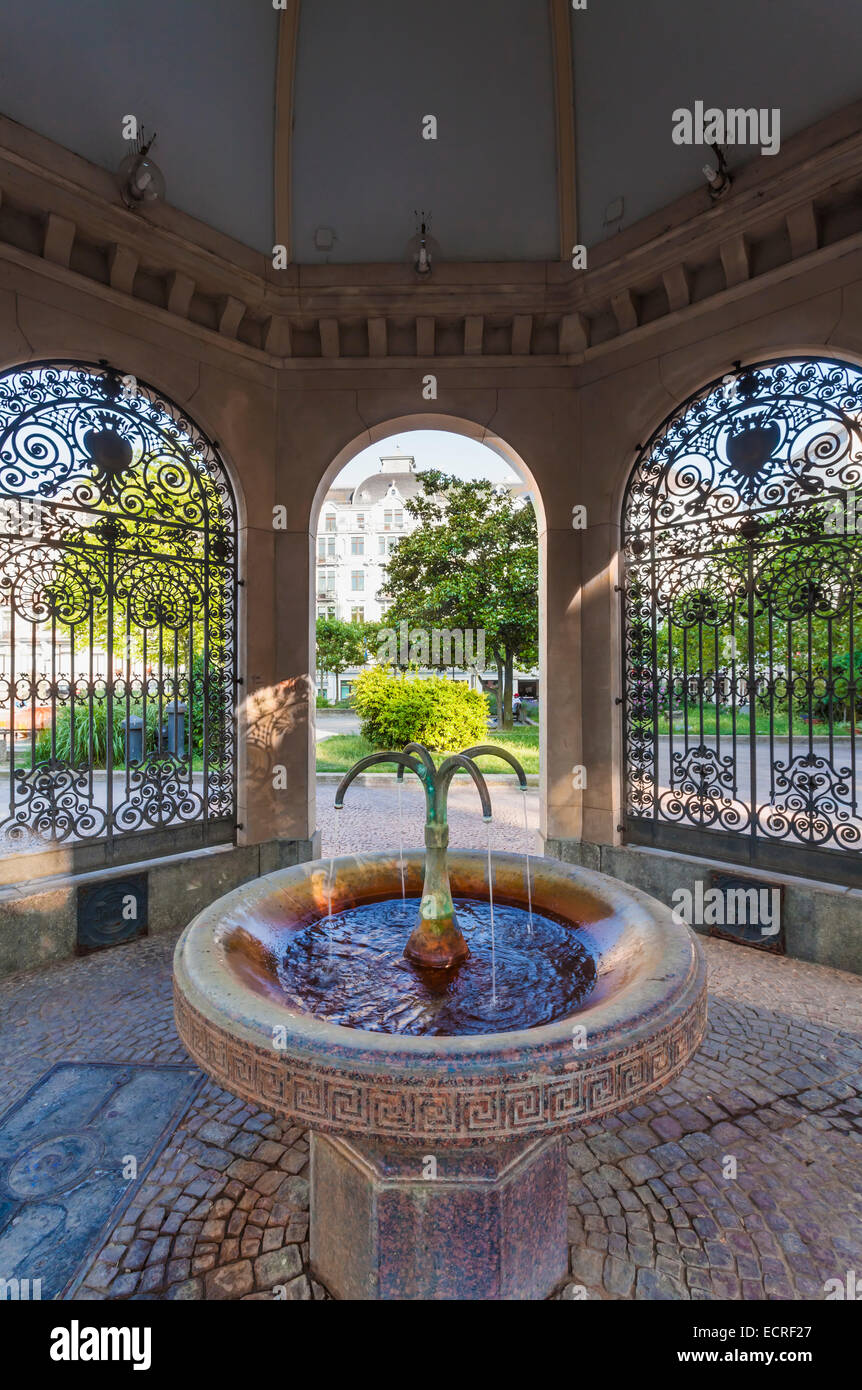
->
xmin=1 ymin=792 xmax=860 ymax=1301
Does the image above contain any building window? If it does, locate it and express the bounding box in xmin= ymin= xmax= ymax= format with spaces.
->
xmin=324 ymin=513 xmax=336 ymax=532
xmin=317 ymin=536 xmax=335 ymax=561
xmin=351 ymin=606 xmax=365 ymax=623
xmin=383 ymin=509 xmax=392 ymax=530
xmin=0 ymin=360 xmax=237 ymax=855
xmin=351 ymin=536 xmax=364 ymax=555
xmin=351 ymin=571 xmax=365 ymax=592
xmin=355 ymin=513 xmax=365 ymax=530
xmin=394 ymin=509 xmax=404 ymax=529
xmin=378 ymin=535 xmax=386 ymax=554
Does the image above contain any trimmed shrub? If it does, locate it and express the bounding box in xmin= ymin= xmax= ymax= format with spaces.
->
xmin=354 ymin=666 xmax=487 ymax=752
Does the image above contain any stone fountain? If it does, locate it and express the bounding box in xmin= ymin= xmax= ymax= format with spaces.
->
xmin=173 ymin=743 xmax=707 ymax=1300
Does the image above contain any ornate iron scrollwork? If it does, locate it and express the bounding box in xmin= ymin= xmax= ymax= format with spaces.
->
xmin=0 ymin=361 xmax=237 ymax=854
xmin=622 ymin=356 xmax=862 ymax=875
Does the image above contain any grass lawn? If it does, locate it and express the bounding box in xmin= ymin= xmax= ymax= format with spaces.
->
xmin=316 ymin=727 xmax=539 ymax=775
xmin=656 ymin=712 xmax=856 ymax=736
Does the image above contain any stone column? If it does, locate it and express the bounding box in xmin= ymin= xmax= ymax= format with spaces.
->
xmin=541 ymin=522 xmax=584 ymax=846
xmin=579 ymin=519 xmax=623 ymax=848
xmin=310 ymin=1131 xmax=568 ymax=1301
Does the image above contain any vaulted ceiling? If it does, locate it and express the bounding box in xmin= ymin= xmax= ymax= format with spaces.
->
xmin=2 ymin=0 xmax=860 ymax=263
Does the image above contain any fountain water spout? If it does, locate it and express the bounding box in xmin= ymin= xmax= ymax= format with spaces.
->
xmin=335 ymin=741 xmax=514 ymax=971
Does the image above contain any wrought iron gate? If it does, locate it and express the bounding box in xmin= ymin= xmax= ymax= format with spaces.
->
xmin=622 ymin=356 xmax=862 ymax=884
xmin=0 ymin=361 xmax=237 ymax=865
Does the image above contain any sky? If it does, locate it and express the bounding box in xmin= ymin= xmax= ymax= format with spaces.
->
xmin=331 ymin=430 xmax=521 ymax=488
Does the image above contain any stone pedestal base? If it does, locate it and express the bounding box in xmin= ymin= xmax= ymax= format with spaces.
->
xmin=309 ymin=1131 xmax=567 ymax=1300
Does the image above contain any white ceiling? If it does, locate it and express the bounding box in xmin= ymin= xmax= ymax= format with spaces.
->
xmin=1 ymin=0 xmax=860 ymax=262
xmin=573 ymin=0 xmax=862 ymax=247
xmin=290 ymin=0 xmax=559 ymax=263
xmin=1 ymin=0 xmax=278 ymax=252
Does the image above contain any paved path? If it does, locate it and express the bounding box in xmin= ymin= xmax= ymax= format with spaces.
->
xmin=314 ymin=711 xmax=360 ymax=742
xmin=317 ymin=777 xmax=539 ymax=858
xmin=0 ymin=791 xmax=859 ymax=1302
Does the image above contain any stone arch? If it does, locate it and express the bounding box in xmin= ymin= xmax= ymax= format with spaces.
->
xmin=309 ymin=411 xmax=546 ymax=817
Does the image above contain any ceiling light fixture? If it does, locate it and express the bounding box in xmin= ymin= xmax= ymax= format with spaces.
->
xmin=703 ymin=143 xmax=731 ymax=200
xmin=409 ymin=210 xmax=438 ymax=277
xmin=118 ymin=128 xmax=166 ymax=211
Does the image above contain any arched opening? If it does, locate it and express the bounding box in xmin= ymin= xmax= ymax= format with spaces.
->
xmin=310 ymin=417 xmax=544 ymax=852
xmin=621 ymin=355 xmax=862 ymax=885
xmin=0 ymin=360 xmax=238 ymax=871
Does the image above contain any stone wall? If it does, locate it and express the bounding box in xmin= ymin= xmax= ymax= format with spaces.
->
xmin=545 ymin=838 xmax=862 ymax=976
xmin=0 ymin=834 xmax=320 ymax=978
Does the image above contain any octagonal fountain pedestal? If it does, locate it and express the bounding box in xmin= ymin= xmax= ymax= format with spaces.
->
xmin=173 ymin=850 xmax=707 ymax=1301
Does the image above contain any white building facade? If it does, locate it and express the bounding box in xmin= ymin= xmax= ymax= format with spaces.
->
xmin=316 ymin=450 xmax=417 ymax=631
xmin=314 ymin=450 xmax=538 ymax=705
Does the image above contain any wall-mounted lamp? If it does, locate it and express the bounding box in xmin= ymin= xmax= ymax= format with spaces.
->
xmin=703 ymin=143 xmax=731 ymax=200
xmin=117 ymin=128 xmax=166 ymax=211
xmin=408 ymin=210 xmax=438 ymax=276
xmin=415 ymin=230 xmax=432 ymax=275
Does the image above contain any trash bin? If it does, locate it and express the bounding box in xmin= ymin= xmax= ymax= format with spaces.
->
xmin=122 ymin=715 xmax=144 ymax=765
xmin=164 ymin=701 xmax=186 ymax=758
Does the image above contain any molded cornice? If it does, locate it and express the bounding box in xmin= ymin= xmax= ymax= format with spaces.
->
xmin=0 ymin=102 xmax=861 ymax=366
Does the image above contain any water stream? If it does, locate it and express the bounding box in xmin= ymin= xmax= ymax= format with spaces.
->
xmin=485 ymin=818 xmax=497 ymax=1008
xmin=397 ymin=776 xmax=406 ymax=902
xmin=325 ymin=805 xmax=342 ymax=966
xmin=521 ymin=786 xmax=534 ymax=933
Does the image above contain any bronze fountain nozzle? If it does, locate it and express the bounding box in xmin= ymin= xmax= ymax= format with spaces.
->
xmin=334 ymin=741 xmax=527 ymax=970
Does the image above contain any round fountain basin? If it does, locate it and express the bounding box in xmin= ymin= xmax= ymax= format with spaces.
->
xmin=173 ymin=851 xmax=707 ymax=1145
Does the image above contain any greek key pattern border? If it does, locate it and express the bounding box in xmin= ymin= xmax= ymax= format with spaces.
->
xmin=174 ymin=982 xmax=707 ymax=1141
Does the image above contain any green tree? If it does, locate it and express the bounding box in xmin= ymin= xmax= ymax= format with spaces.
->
xmin=315 ymin=616 xmax=370 ymax=695
xmin=38 ymin=437 xmax=233 ymax=769
xmin=636 ymin=499 xmax=862 ymax=731
xmin=378 ymin=472 xmax=538 ymax=729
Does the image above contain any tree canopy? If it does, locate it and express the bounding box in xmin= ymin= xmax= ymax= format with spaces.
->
xmin=378 ymin=471 xmax=538 ymax=727
xmin=315 ymin=616 xmax=374 ymax=688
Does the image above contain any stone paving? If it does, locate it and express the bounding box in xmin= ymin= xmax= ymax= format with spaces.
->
xmin=0 ymin=788 xmax=860 ymax=1300
xmin=318 ymin=776 xmax=539 ymax=858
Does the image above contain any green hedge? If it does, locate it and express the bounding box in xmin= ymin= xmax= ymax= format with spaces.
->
xmin=353 ymin=667 xmax=487 ymax=752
